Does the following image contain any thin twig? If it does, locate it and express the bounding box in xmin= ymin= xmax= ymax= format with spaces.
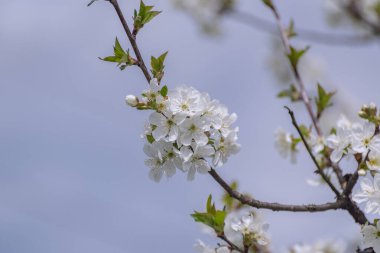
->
xmin=228 ymin=10 xmax=374 ymax=47
xmin=218 ymin=234 xmax=245 ymax=253
xmin=285 ymin=107 xmax=341 ymax=196
xmin=344 ymin=0 xmax=380 ymax=35
xmin=109 ymin=0 xmax=152 ymax=82
xmin=209 ymin=169 xmax=343 ymax=212
xmin=268 ymin=5 xmax=323 ymax=137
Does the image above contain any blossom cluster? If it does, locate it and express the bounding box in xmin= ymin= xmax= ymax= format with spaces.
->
xmin=126 ymin=79 xmax=240 ymax=182
xmin=195 ymin=209 xmax=270 ymax=253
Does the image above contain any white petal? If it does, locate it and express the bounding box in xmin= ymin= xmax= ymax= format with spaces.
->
xmin=149 ymin=168 xmax=163 ymax=182
xmin=194 ymin=132 xmax=209 ymax=146
xmin=167 ymin=126 xmax=178 ymax=142
xmin=149 ymin=112 xmax=166 ymax=125
xmin=180 ymin=132 xmax=193 ymax=146
xmin=152 ymin=126 xmax=169 ymax=141
xmin=187 ymin=167 xmax=196 ymax=181
xmin=330 ymin=149 xmax=343 ymax=163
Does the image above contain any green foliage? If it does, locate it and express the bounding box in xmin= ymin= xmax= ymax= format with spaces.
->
xmin=151 ymin=51 xmax=168 ymax=82
xmin=133 ymin=1 xmax=161 ymax=34
xmin=146 ymin=134 xmax=155 ymax=144
xmin=277 ymin=84 xmax=301 ymax=102
xmin=191 ymin=195 xmax=227 ymax=235
xmin=286 ymin=19 xmax=297 ymax=39
xmin=372 ymin=2 xmax=380 ymax=18
xmin=287 ymin=46 xmax=309 ymax=69
xmin=315 ymin=84 xmax=335 ymax=119
xmin=262 ymin=0 xmax=274 ymax=9
xmin=100 ymin=37 xmax=136 ymax=70
xmin=160 ymin=85 xmax=168 ymax=97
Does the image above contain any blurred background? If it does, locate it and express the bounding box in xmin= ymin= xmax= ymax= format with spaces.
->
xmin=0 ymin=0 xmax=379 ymax=252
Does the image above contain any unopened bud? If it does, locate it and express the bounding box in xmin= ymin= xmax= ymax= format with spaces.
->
xmin=125 ymin=95 xmax=138 ymax=107
xmin=358 ymin=169 xmax=367 ymax=176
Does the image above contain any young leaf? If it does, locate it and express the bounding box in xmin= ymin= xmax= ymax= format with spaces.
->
xmin=160 ymin=85 xmax=168 ymax=97
xmin=100 ymin=38 xmax=136 ymax=70
xmin=191 ymin=195 xmax=227 ymax=234
xmin=133 ymin=0 xmax=161 ymax=34
xmin=286 ymin=19 xmax=297 ymax=39
xmin=277 ymin=84 xmax=301 ymax=102
xmin=287 ymin=46 xmax=309 ymax=69
xmin=262 ymin=0 xmax=274 ymax=9
xmin=151 ymin=51 xmax=168 ymax=82
xmin=315 ymin=83 xmax=335 ymax=119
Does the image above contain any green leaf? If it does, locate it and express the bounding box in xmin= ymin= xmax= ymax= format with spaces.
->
xmin=262 ymin=0 xmax=274 ymax=9
xmin=114 ymin=38 xmax=125 ymax=58
xmin=146 ymin=134 xmax=155 ymax=144
xmin=160 ymin=85 xmax=168 ymax=97
xmin=315 ymin=83 xmax=335 ymax=119
xmin=277 ymin=84 xmax=301 ymax=102
xmin=287 ymin=46 xmax=309 ymax=69
xmin=191 ymin=195 xmax=227 ymax=234
xmin=133 ymin=0 xmax=161 ymax=34
xmin=151 ymin=51 xmax=168 ymax=82
xmin=286 ymin=19 xmax=297 ymax=39
xmin=101 ymin=38 xmax=136 ymax=70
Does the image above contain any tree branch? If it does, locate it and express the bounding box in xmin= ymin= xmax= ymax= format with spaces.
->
xmin=285 ymin=106 xmax=341 ymax=197
xmin=218 ymin=234 xmax=245 ymax=253
xmin=267 ymin=5 xmax=322 ymax=137
xmin=228 ymin=9 xmax=374 ymax=47
xmin=209 ymin=169 xmax=343 ymax=212
xmin=109 ymin=0 xmax=152 ymax=82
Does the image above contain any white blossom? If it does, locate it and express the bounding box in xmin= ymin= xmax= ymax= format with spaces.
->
xmin=143 ymin=78 xmax=161 ymax=101
xmin=367 ymin=150 xmax=380 ymax=172
xmin=361 ymin=222 xmax=380 ymax=252
xmin=169 ymin=86 xmax=205 ymax=116
xmin=274 ymin=128 xmax=297 ymax=163
xmin=224 ymin=210 xmax=270 ymax=248
xmin=194 ymin=240 xmax=233 ymax=253
xmin=289 ymin=239 xmax=346 ymax=253
xmin=179 ymin=116 xmax=210 ymax=146
xmin=149 ymin=111 xmax=186 ymax=142
xmin=325 ymin=123 xmax=352 ymax=163
xmin=353 ymin=174 xmax=380 ymax=215
xmin=181 ymin=144 xmax=215 ymax=181
xmin=213 ymin=131 xmax=241 ymax=168
xmin=351 ymin=121 xmax=380 ymax=155
xmin=134 ymin=84 xmax=239 ymax=181
xmin=125 ymin=95 xmax=138 ymax=107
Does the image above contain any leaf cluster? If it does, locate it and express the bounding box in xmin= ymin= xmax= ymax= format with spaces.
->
xmin=133 ymin=1 xmax=161 ymax=35
xmin=100 ymin=38 xmax=136 ymax=70
xmin=191 ymin=195 xmax=227 ymax=235
xmin=315 ymin=84 xmax=335 ymax=119
xmin=151 ymin=52 xmax=168 ymax=82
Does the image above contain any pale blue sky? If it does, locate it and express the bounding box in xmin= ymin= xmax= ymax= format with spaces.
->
xmin=0 ymin=0 xmax=379 ymax=252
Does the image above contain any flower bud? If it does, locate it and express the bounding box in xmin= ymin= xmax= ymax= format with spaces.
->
xmin=358 ymin=169 xmax=366 ymax=176
xmin=125 ymin=95 xmax=138 ymax=107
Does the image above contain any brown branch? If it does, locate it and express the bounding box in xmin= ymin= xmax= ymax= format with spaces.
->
xmin=285 ymin=107 xmax=341 ymax=197
xmin=209 ymin=169 xmax=343 ymax=212
xmin=228 ymin=10 xmax=374 ymax=47
xmin=109 ymin=0 xmax=152 ymax=83
xmin=268 ymin=5 xmax=322 ymax=137
xmin=344 ymin=0 xmax=380 ymax=35
xmin=218 ymin=234 xmax=245 ymax=253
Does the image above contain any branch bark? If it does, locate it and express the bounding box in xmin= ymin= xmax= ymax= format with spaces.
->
xmin=109 ymin=0 xmax=152 ymax=83
xmin=209 ymin=169 xmax=343 ymax=212
xmin=285 ymin=107 xmax=341 ymax=197
xmin=228 ymin=10 xmax=374 ymax=47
